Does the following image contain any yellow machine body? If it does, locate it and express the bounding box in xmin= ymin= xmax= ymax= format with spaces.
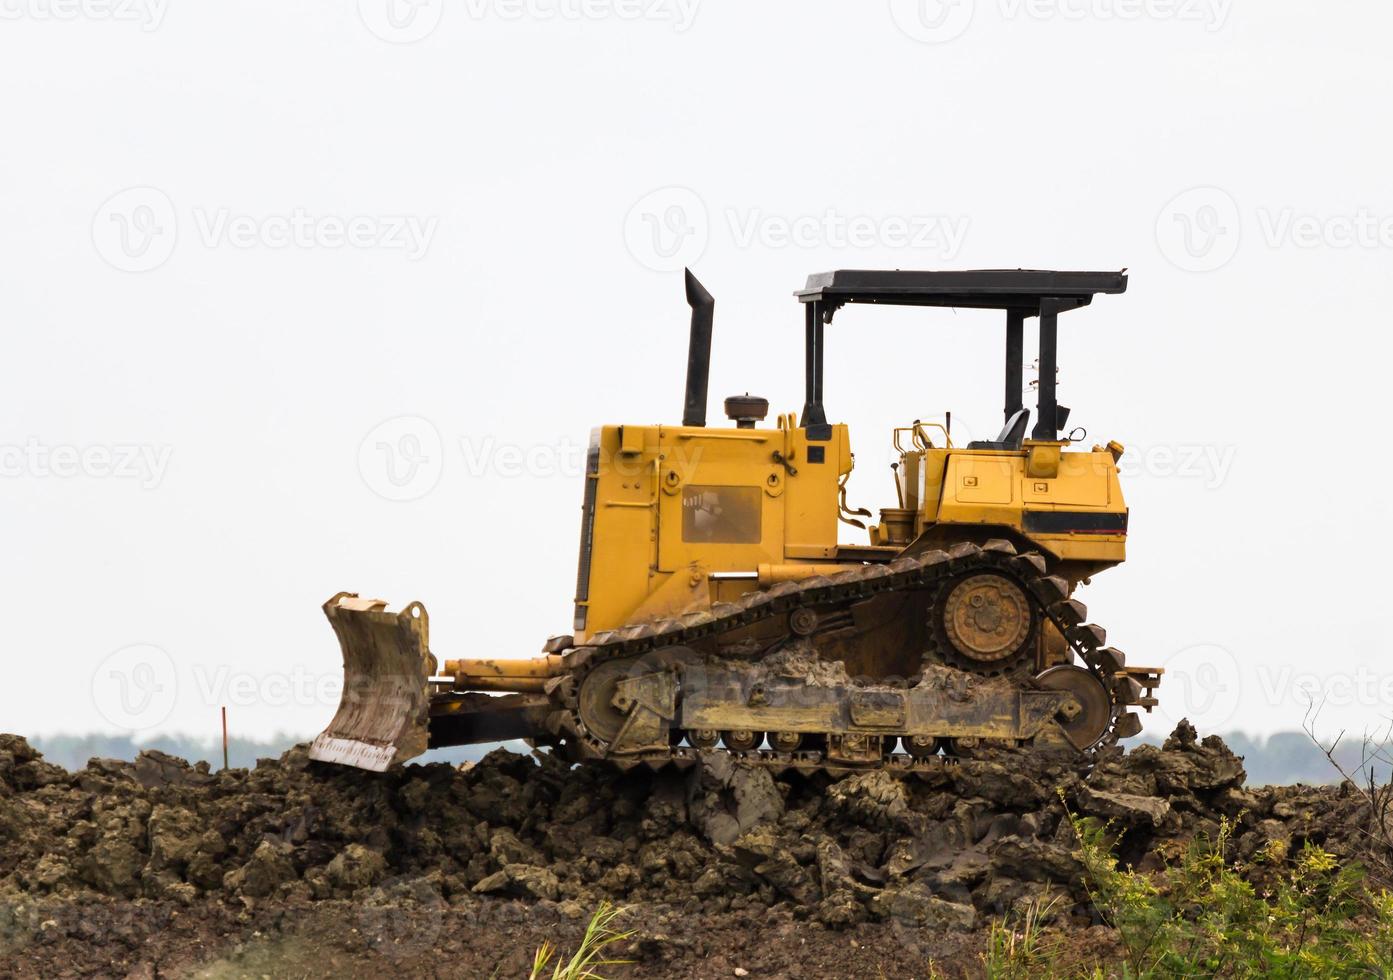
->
xmin=572 ymin=421 xmax=1128 ymax=641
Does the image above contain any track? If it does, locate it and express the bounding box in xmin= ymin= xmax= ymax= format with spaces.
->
xmin=541 ymin=540 xmax=1155 ymax=774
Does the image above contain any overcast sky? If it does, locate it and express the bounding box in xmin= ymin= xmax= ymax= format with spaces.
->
xmin=1 ymin=1 xmax=1389 ymax=747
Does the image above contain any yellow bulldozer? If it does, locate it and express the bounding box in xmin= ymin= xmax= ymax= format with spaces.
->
xmin=311 ymin=269 xmax=1161 ymax=774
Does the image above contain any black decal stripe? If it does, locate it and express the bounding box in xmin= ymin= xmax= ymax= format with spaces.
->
xmin=1023 ymin=510 xmax=1128 ymax=534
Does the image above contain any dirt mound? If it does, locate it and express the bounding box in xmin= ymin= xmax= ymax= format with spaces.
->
xmin=0 ymin=724 xmax=1369 ymax=976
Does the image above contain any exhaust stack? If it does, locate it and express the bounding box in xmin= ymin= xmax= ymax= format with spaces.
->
xmin=682 ymin=268 xmax=714 ymax=427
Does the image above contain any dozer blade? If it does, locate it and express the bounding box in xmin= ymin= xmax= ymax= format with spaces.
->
xmin=309 ymin=592 xmax=437 ymax=772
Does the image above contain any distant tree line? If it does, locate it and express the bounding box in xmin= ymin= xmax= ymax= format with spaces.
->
xmin=28 ymin=732 xmax=497 ymax=772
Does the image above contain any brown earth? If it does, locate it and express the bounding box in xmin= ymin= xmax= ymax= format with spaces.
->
xmin=0 ymin=724 xmax=1369 ymax=978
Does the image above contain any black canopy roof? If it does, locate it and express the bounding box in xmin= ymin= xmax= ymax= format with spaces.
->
xmin=796 ymin=269 xmax=1127 ymax=314
xmin=791 ymin=269 xmax=1128 ymax=435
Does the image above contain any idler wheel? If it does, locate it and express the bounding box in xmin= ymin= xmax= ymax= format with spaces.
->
xmin=1035 ymin=664 xmax=1113 ymax=750
xmin=576 ymin=656 xmax=641 ymax=743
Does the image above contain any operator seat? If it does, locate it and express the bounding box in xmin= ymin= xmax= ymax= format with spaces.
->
xmin=967 ymin=408 xmax=1030 ymax=451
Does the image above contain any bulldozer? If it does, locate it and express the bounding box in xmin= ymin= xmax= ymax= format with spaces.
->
xmin=311 ymin=268 xmax=1162 ymax=774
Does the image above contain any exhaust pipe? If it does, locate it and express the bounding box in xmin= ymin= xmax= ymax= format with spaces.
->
xmin=682 ymin=268 xmax=714 ymax=427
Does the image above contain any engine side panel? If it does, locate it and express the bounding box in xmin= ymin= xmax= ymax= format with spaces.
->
xmin=924 ymin=443 xmax=1127 ymax=571
xmin=573 ymin=421 xmax=852 ymax=640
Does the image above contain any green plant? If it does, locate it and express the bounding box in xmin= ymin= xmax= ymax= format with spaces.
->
xmin=982 ymin=895 xmax=1061 ymax=979
xmin=528 ymin=902 xmax=634 ymax=980
xmin=1067 ymin=803 xmax=1391 ymax=978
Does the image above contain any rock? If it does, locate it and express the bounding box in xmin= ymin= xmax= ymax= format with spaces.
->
xmin=130 ymin=750 xmax=210 ymax=790
xmin=326 ymin=843 xmax=387 ymax=894
xmin=224 ymin=840 xmax=297 ymax=899
xmin=81 ymin=836 xmax=145 ymax=897
xmin=873 ymin=881 xmax=976 ymax=930
xmin=689 ymin=754 xmax=785 ymax=846
xmin=1078 ymin=786 xmax=1172 ymax=827
xmin=816 ymin=890 xmax=864 ymax=927
xmin=693 ymin=865 xmax=732 ymax=896
xmin=733 ymin=826 xmax=819 ymax=905
xmin=1165 ymin=719 xmax=1199 ymax=748
xmin=989 ymin=836 xmax=1083 ymax=885
xmin=982 ymin=875 xmax=1027 ymax=913
xmin=488 ymin=827 xmax=543 ymax=867
xmin=477 ymin=747 xmax=539 ymax=781
xmin=145 ymin=805 xmax=201 ymax=872
xmin=952 ymin=760 xmax=1055 ymax=809
xmin=824 ymin=770 xmax=910 ymax=829
xmin=641 ymin=773 xmax=689 ymax=836
xmin=0 ymin=735 xmax=65 ymax=793
xmin=398 ymin=777 xmax=433 ymax=814
xmin=185 ymin=830 xmax=229 ymax=890
xmin=883 ymin=818 xmax=965 ymax=878
xmin=923 ymin=849 xmax=991 ymax=901
xmin=598 ymin=863 xmax=641 ymax=893
xmin=813 ymin=839 xmax=874 ymax=926
xmin=472 ymin=863 xmax=560 ymax=901
xmin=28 ymin=853 xmax=74 ymax=892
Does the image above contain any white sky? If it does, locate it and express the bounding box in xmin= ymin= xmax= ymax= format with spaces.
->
xmin=1 ymin=0 xmax=1390 ymax=744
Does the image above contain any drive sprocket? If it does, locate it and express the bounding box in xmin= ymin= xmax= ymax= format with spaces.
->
xmin=931 ymin=571 xmax=1037 ymax=676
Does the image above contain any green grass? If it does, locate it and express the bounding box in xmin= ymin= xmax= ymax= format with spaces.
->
xmin=982 ymin=895 xmax=1064 ymax=979
xmin=528 ymin=902 xmax=633 ymax=980
xmin=983 ymin=799 xmax=1393 ymax=978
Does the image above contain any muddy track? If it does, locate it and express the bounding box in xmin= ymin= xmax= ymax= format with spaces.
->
xmin=547 ymin=540 xmax=1143 ymax=772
